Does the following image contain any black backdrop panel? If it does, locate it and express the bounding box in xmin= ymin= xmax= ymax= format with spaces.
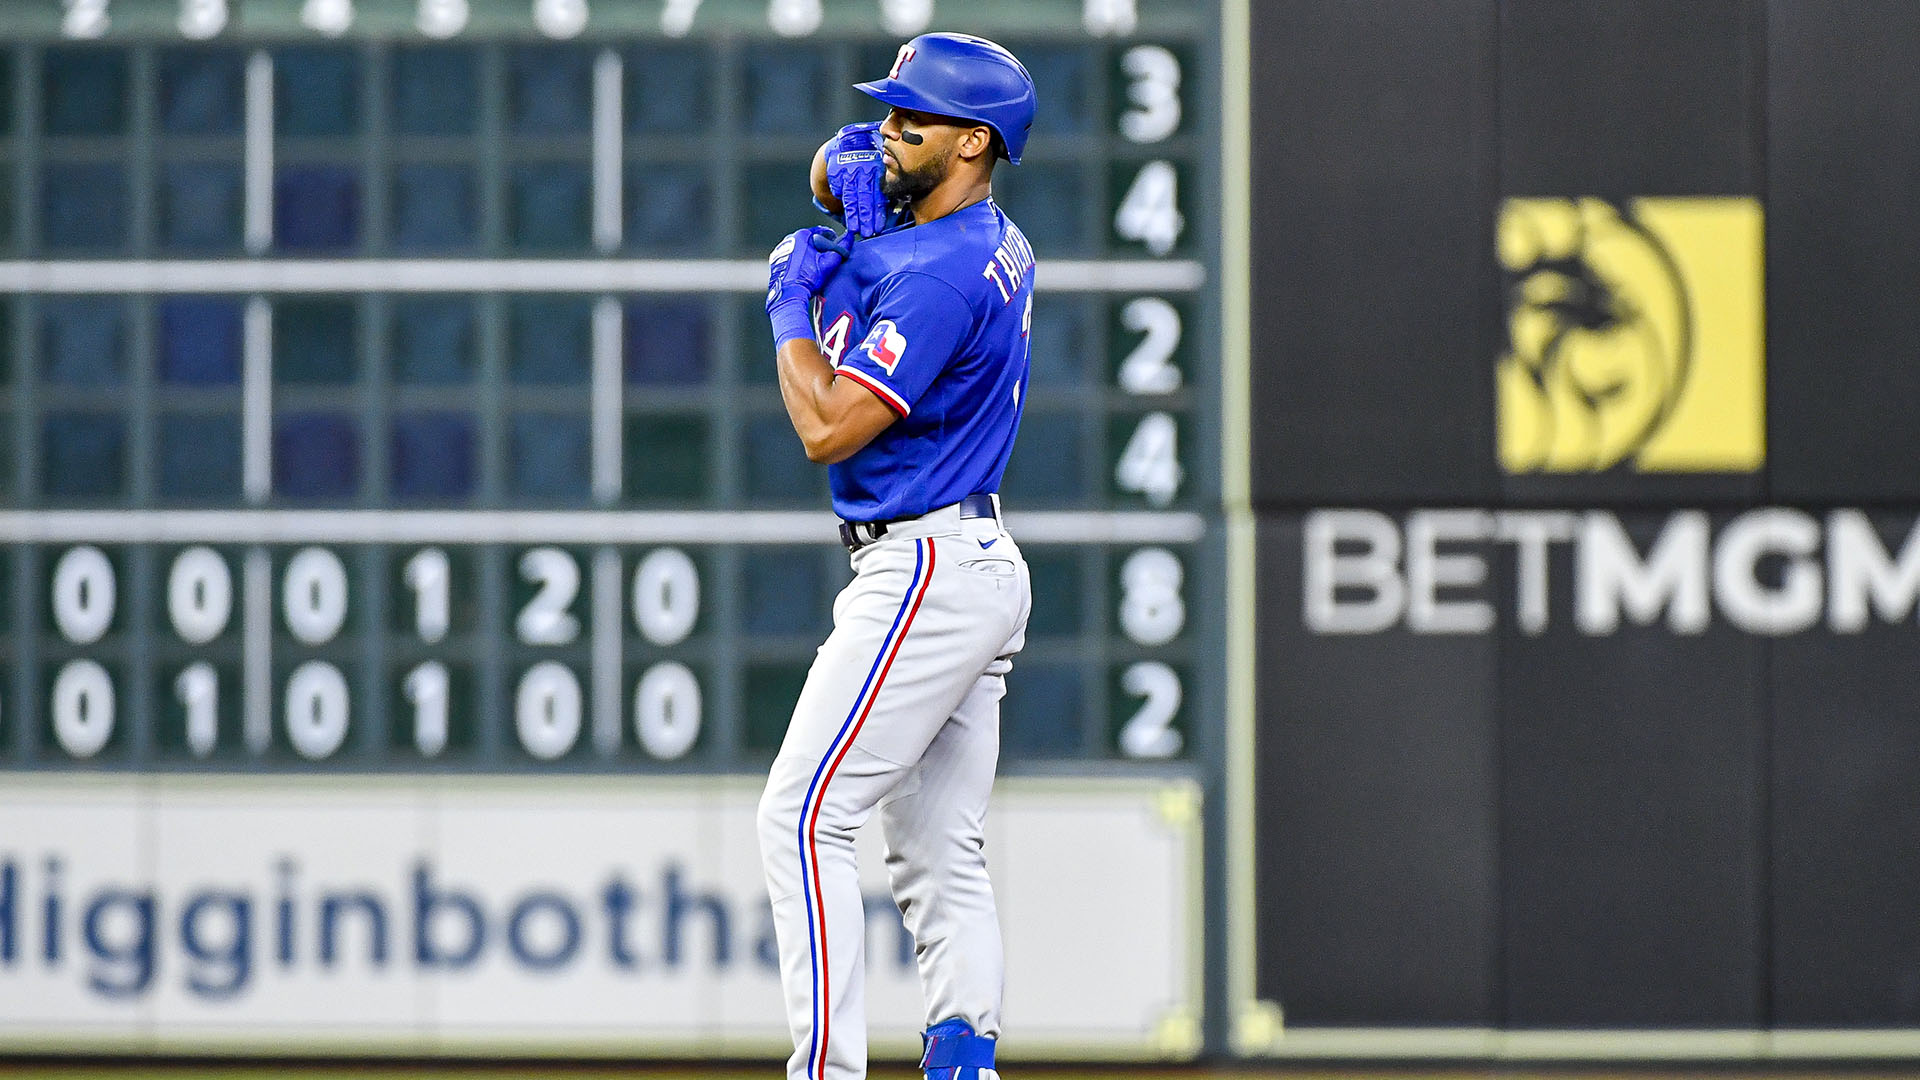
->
xmin=1254 ymin=515 xmax=1498 ymax=1026
xmin=1767 ymin=0 xmax=1920 ymax=501
xmin=1246 ymin=0 xmax=1920 ymax=1041
xmin=1500 ymin=0 xmax=1762 ymax=197
xmin=1247 ymin=1 xmax=1498 ymax=506
xmin=1771 ymin=513 xmax=1920 ymax=1025
xmin=1495 ymin=516 xmax=1765 ymax=1027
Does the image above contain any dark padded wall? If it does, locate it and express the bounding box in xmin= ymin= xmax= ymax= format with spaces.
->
xmin=1247 ymin=0 xmax=1497 ymax=506
xmin=1254 ymin=518 xmax=1498 ymax=1026
xmin=1495 ymin=518 xmax=1764 ymax=1027
xmin=1250 ymin=0 xmax=1920 ymax=1036
xmin=1767 ymin=0 xmax=1920 ymax=501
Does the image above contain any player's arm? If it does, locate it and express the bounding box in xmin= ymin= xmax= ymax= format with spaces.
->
xmin=775 ymin=339 xmax=898 ymax=464
xmin=764 ymin=227 xmax=898 ymax=465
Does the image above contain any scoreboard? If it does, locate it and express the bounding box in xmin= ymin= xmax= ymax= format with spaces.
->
xmin=0 ymin=0 xmax=1223 ymax=788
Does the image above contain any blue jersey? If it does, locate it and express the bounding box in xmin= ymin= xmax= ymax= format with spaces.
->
xmin=813 ymin=198 xmax=1035 ymax=522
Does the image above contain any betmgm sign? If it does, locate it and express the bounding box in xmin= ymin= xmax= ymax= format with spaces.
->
xmin=1303 ymin=508 xmax=1920 ymax=638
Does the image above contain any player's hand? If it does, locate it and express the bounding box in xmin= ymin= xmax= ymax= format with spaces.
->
xmin=825 ymin=122 xmax=887 ymax=237
xmin=765 ymin=226 xmax=847 ymax=346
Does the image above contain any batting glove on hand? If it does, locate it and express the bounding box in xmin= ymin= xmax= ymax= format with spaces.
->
xmin=766 ymin=226 xmax=847 ymax=348
xmin=826 ymin=122 xmax=888 ymax=237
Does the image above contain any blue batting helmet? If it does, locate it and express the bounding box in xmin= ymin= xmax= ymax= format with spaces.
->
xmin=854 ymin=33 xmax=1037 ymax=165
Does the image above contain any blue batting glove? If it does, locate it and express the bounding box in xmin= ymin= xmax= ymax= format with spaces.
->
xmin=766 ymin=226 xmax=847 ymax=347
xmin=826 ymin=121 xmax=888 ymax=238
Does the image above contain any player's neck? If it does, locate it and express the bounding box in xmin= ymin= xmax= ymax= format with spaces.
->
xmin=910 ymin=176 xmax=993 ymax=226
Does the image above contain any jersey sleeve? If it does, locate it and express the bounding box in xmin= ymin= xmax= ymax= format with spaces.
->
xmin=833 ymin=271 xmax=972 ymax=417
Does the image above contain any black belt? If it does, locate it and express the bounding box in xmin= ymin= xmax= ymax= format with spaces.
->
xmin=839 ymin=493 xmax=998 ymax=552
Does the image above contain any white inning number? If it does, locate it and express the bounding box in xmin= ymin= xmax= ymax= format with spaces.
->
xmin=660 ymin=0 xmax=700 ymax=36
xmin=169 ymin=546 xmax=233 ymax=644
xmin=517 ymin=548 xmax=581 ymax=645
xmin=301 ymin=0 xmax=353 ymax=36
xmin=285 ymin=661 xmax=350 ymax=760
xmin=1119 ymin=547 xmax=1184 ymax=646
xmin=634 ymin=662 xmax=701 ymax=760
xmin=516 ymin=662 xmax=582 ymax=760
xmin=1115 ymin=411 xmax=1182 ymax=506
xmin=404 ymin=661 xmax=450 ymax=757
xmin=175 ymin=663 xmax=219 ymax=758
xmin=1118 ymin=661 xmax=1183 ymax=758
xmin=534 ymin=0 xmax=588 ymax=39
xmin=1114 ymin=160 xmax=1183 ymax=256
xmin=62 ymin=0 xmax=109 ymax=39
xmin=179 ymin=0 xmax=228 ymax=39
xmin=283 ymin=547 xmax=349 ymax=645
xmin=879 ymin=0 xmax=932 ymax=35
xmin=768 ymin=0 xmax=822 ymax=37
xmin=1119 ymin=46 xmax=1181 ymax=143
xmin=52 ymin=546 xmax=116 ymax=645
xmin=404 ymin=548 xmax=452 ymax=643
xmin=417 ymin=0 xmax=469 ymax=38
xmin=1117 ymin=297 xmax=1182 ymax=394
xmin=1082 ymin=0 xmax=1136 ymax=36
xmin=52 ymin=660 xmax=114 ymax=758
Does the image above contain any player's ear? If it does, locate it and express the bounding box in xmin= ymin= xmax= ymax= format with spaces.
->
xmin=959 ymin=124 xmax=993 ymax=163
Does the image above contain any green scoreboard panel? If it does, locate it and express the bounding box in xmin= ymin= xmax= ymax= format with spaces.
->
xmin=0 ymin=0 xmax=1222 ymax=781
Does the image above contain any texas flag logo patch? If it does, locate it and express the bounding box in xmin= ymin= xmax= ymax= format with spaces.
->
xmin=865 ymin=320 xmax=907 ymax=375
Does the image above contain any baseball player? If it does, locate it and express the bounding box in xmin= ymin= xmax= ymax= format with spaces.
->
xmin=755 ymin=32 xmax=1038 ymax=1080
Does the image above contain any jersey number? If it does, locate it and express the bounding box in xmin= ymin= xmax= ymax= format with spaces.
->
xmin=820 ymin=312 xmax=853 ymax=365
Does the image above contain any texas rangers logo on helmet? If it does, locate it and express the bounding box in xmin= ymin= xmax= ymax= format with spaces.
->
xmin=865 ymin=320 xmax=907 ymax=375
xmin=889 ymin=44 xmax=917 ymax=78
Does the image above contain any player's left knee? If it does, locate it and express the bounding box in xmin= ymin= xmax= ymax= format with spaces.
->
xmin=756 ymin=759 xmax=811 ymax=841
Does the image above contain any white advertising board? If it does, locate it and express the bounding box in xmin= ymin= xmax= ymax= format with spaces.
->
xmin=0 ymin=775 xmax=1200 ymax=1059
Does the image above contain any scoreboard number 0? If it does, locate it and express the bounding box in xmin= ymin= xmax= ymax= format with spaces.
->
xmin=286 ymin=660 xmax=351 ymax=760
xmin=284 ymin=548 xmax=350 ymax=645
xmin=53 ymin=659 xmax=115 ymax=759
xmin=53 ymin=546 xmax=116 ymax=645
xmin=516 ymin=661 xmax=583 ymax=761
xmin=169 ymin=547 xmax=234 ymax=645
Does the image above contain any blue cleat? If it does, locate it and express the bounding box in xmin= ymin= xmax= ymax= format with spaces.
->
xmin=920 ymin=1018 xmax=998 ymax=1080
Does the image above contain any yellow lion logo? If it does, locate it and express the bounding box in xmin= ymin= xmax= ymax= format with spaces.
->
xmin=1496 ymin=197 xmax=1693 ymax=472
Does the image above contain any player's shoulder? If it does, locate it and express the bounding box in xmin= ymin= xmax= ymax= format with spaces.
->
xmin=868 ymin=201 xmax=1030 ymax=306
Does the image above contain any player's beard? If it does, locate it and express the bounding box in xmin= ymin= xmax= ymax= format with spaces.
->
xmin=883 ymin=148 xmax=950 ymax=203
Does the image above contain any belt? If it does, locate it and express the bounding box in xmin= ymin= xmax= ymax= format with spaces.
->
xmin=839 ymin=493 xmax=998 ymax=552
